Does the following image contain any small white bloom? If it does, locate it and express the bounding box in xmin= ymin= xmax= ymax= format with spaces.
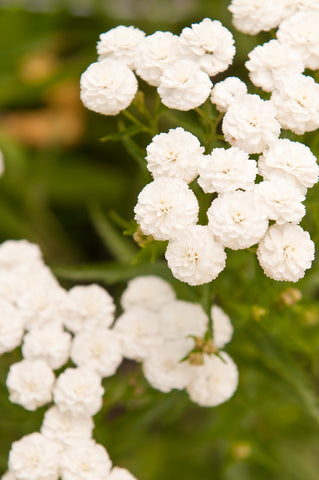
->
xmin=7 ymin=359 xmax=55 ymax=411
xmin=198 ymin=147 xmax=257 ymax=193
xmin=246 ymin=40 xmax=304 ymax=92
xmin=16 ymin=284 xmax=69 ymax=330
xmin=159 ymin=299 xmax=208 ymax=340
xmin=22 ymin=324 xmax=71 ymax=370
xmin=186 ymin=352 xmax=239 ymax=407
xmin=180 ymin=18 xmax=235 ymax=76
xmin=210 ymin=77 xmax=247 ymax=112
xmin=60 ymin=440 xmax=112 ymax=480
xmin=120 ymin=275 xmax=175 ymax=312
xmin=41 ymin=406 xmax=94 ymax=446
xmin=53 ymin=367 xmax=104 ymax=416
xmin=271 ymin=74 xmax=319 ymax=135
xmin=134 ymin=177 xmax=199 ymax=241
xmin=97 ymin=25 xmax=145 ymax=68
xmin=258 ymin=138 xmax=319 ymax=191
xmin=257 ymin=223 xmax=315 ymax=282
xmin=146 ymin=127 xmax=204 ymax=183
xmin=207 ymin=190 xmax=268 ymax=249
xmin=71 ymin=329 xmax=123 ymax=378
xmin=135 ymin=31 xmax=182 ymax=86
xmin=277 ymin=10 xmax=319 ymax=70
xmin=65 ymin=284 xmax=115 ymax=333
xmin=254 ymin=178 xmax=306 ymax=225
xmin=228 ymin=0 xmax=287 ymax=34
xmin=109 ymin=467 xmax=138 ymax=480
xmin=80 ymin=59 xmax=138 ymax=116
xmin=222 ymin=94 xmax=281 ymax=154
xmin=158 ymin=59 xmax=212 ymax=111
xmin=113 ymin=309 xmax=160 ymax=361
xmin=0 ymin=240 xmax=42 ymax=270
xmin=142 ymin=339 xmax=194 ymax=393
xmin=9 ymin=432 xmax=61 ymax=480
xmin=211 ymin=305 xmax=233 ymax=349
xmin=0 ymin=299 xmax=24 ymax=354
xmin=165 ymin=225 xmax=226 ymax=286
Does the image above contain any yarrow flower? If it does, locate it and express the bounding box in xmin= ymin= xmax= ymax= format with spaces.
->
xmin=80 ymin=59 xmax=138 ymax=116
xmin=146 ymin=127 xmax=204 ymax=183
xmin=180 ymin=18 xmax=235 ymax=76
xmin=210 ymin=76 xmax=247 ymax=112
xmin=257 ymin=223 xmax=315 ymax=282
xmin=97 ymin=25 xmax=145 ymax=68
xmin=134 ymin=176 xmax=199 ymax=240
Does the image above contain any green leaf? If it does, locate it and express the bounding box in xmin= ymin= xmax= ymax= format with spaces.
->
xmin=100 ymin=125 xmax=147 ymax=143
xmin=89 ymin=203 xmax=137 ymax=263
xmin=52 ymin=261 xmax=171 ymax=285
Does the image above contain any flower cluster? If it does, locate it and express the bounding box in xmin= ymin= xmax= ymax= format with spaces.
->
xmin=134 ymin=125 xmax=317 ymax=284
xmin=115 ymin=275 xmax=238 ymax=407
xmin=0 ymin=239 xmax=136 ymax=480
xmin=0 ymin=241 xmax=238 ymax=479
xmin=80 ymin=18 xmax=235 ymax=114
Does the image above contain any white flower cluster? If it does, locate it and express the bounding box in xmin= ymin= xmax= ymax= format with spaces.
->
xmin=80 ymin=18 xmax=235 ymax=114
xmin=0 ymin=240 xmax=137 ymax=480
xmin=134 ymin=125 xmax=317 ymax=283
xmin=115 ymin=275 xmax=238 ymax=407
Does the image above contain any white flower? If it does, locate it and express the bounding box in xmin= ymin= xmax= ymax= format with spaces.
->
xmin=108 ymin=467 xmax=138 ymax=480
xmin=71 ymin=329 xmax=123 ymax=378
xmin=228 ymin=0 xmax=287 ymax=34
xmin=207 ymin=190 xmax=268 ymax=250
xmin=277 ymin=10 xmax=319 ymax=70
xmin=16 ymin=284 xmax=69 ymax=330
xmin=135 ymin=31 xmax=182 ymax=86
xmin=254 ymin=178 xmax=305 ymax=225
xmin=146 ymin=127 xmax=204 ymax=183
xmin=198 ymin=146 xmax=257 ymax=193
xmin=142 ymin=339 xmax=194 ymax=393
xmin=258 ymin=138 xmax=319 ymax=191
xmin=0 ymin=240 xmax=42 ymax=270
xmin=1 ymin=471 xmax=16 ymax=480
xmin=257 ymin=223 xmax=315 ymax=282
xmin=165 ymin=225 xmax=226 ymax=286
xmin=9 ymin=432 xmax=61 ymax=480
xmin=134 ymin=177 xmax=199 ymax=241
xmin=53 ymin=367 xmax=104 ymax=416
xmin=113 ymin=309 xmax=160 ymax=361
xmin=210 ymin=77 xmax=247 ymax=112
xmin=158 ymin=59 xmax=212 ymax=111
xmin=22 ymin=324 xmax=71 ymax=370
xmin=211 ymin=305 xmax=233 ymax=349
xmin=60 ymin=440 xmax=112 ymax=480
xmin=246 ymin=40 xmax=304 ymax=92
xmin=180 ymin=18 xmax=235 ymax=76
xmin=80 ymin=59 xmax=138 ymax=116
xmin=222 ymin=95 xmax=281 ymax=154
xmin=6 ymin=359 xmax=55 ymax=411
xmin=271 ymin=74 xmax=319 ymax=135
xmin=186 ymin=352 xmax=239 ymax=407
xmin=41 ymin=406 xmax=94 ymax=446
xmin=0 ymin=299 xmax=24 ymax=354
xmin=97 ymin=25 xmax=145 ymax=68
xmin=159 ymin=299 xmax=208 ymax=340
xmin=65 ymin=284 xmax=115 ymax=333
xmin=120 ymin=275 xmax=175 ymax=312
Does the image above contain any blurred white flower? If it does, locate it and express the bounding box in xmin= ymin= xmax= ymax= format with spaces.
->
xmin=60 ymin=440 xmax=112 ymax=480
xmin=97 ymin=25 xmax=145 ymax=68
xmin=120 ymin=275 xmax=175 ymax=312
xmin=0 ymin=299 xmax=24 ymax=354
xmin=211 ymin=305 xmax=233 ymax=349
xmin=53 ymin=367 xmax=104 ymax=416
xmin=41 ymin=406 xmax=94 ymax=446
xmin=7 ymin=359 xmax=55 ymax=411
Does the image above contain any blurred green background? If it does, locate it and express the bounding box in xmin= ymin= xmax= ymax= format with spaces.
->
xmin=0 ymin=1 xmax=319 ymax=479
